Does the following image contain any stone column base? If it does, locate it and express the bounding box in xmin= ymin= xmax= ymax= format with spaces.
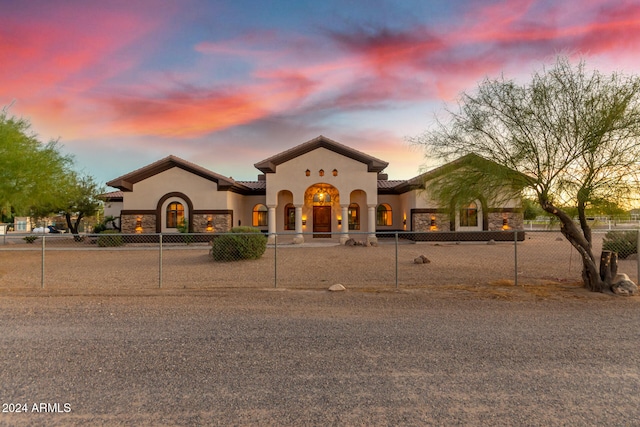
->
xmin=293 ymin=235 xmax=305 ymax=244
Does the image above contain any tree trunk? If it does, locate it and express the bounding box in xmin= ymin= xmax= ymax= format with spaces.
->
xmin=539 ymin=198 xmax=604 ymax=292
xmin=599 ymin=251 xmax=618 ymax=288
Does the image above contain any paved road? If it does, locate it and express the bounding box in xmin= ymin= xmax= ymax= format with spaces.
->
xmin=1 ymin=289 xmax=639 ymax=426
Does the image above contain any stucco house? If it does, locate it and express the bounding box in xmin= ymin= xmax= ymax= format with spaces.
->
xmin=104 ymin=136 xmax=523 ymax=242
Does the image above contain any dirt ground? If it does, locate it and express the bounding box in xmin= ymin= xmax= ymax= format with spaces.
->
xmin=1 ymin=233 xmax=639 ymax=425
xmin=0 ymin=288 xmax=639 ymax=426
xmin=1 ymin=231 xmax=637 ymax=293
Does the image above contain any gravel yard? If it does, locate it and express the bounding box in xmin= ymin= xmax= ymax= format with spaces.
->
xmin=1 ymin=232 xmax=639 ymax=425
xmin=0 ymin=287 xmax=639 ymax=426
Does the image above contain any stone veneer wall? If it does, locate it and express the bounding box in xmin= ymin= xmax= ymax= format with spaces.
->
xmin=412 ymin=212 xmax=451 ymax=232
xmin=121 ymin=214 xmax=157 ymax=234
xmin=192 ymin=213 xmax=232 ymax=233
xmin=487 ymin=212 xmax=523 ymax=231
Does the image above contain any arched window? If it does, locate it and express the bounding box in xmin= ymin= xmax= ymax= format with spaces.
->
xmin=376 ymin=204 xmax=392 ymax=226
xmin=312 ymin=190 xmax=331 ymax=204
xmin=460 ymin=202 xmax=478 ymax=227
xmin=166 ymin=202 xmax=184 ymax=228
xmin=252 ymin=204 xmax=268 ymax=227
xmin=348 ymin=203 xmax=360 ymax=230
xmin=285 ymin=203 xmax=295 ymax=230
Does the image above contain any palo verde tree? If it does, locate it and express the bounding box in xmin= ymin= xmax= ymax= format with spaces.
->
xmin=1 ymin=106 xmax=103 ymax=231
xmin=410 ymin=57 xmax=640 ymax=292
xmin=0 ymin=107 xmax=74 ymax=217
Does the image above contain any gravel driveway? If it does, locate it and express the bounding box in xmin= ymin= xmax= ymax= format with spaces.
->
xmin=1 ymin=287 xmax=639 ymax=426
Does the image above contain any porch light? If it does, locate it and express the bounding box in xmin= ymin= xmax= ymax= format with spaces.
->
xmin=302 ymin=216 xmax=307 ymax=226
xmin=135 ymin=216 xmax=143 ymax=234
xmin=502 ymin=216 xmax=510 ymax=230
xmin=430 ymin=216 xmax=438 ymax=231
xmin=338 ymin=216 xmax=342 ymax=225
xmin=206 ymin=217 xmax=213 ymax=232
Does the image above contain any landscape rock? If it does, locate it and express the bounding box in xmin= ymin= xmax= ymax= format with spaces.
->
xmin=414 ymin=255 xmax=431 ymax=264
xmin=611 ymin=279 xmax=638 ymax=296
xmin=344 ymin=238 xmax=356 ymax=246
xmin=487 ymin=239 xmax=496 ymax=245
xmin=328 ymin=284 xmax=346 ymax=292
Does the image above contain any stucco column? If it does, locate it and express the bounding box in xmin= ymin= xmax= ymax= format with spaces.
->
xmin=293 ymin=204 xmax=304 ymax=244
xmin=367 ymin=204 xmax=378 ymax=244
xmin=267 ymin=205 xmax=277 ymax=244
xmin=340 ymin=204 xmax=350 ymax=244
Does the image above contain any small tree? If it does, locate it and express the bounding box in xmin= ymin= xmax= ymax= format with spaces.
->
xmin=59 ymin=174 xmax=103 ymax=235
xmin=411 ymin=57 xmax=640 ymax=292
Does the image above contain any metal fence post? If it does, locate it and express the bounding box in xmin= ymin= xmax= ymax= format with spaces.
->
xmin=274 ymin=233 xmax=277 ymax=289
xmin=637 ymin=230 xmax=639 ymax=285
xmin=514 ymin=230 xmax=519 ymax=287
xmin=395 ymin=232 xmax=399 ymax=289
xmin=41 ymin=234 xmax=45 ymax=289
xmin=159 ymin=233 xmax=163 ymax=289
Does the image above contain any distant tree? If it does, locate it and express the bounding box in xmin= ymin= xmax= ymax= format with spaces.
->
xmin=411 ymin=57 xmax=640 ymax=292
xmin=58 ymin=173 xmax=104 ymax=235
xmin=0 ymin=107 xmax=74 ymax=215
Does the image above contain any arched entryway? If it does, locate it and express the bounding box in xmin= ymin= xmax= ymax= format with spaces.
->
xmin=304 ymin=184 xmax=339 ymax=238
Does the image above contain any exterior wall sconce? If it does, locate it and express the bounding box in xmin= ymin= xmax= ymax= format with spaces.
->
xmin=305 ymin=169 xmax=310 ymax=177
xmin=302 ymin=216 xmax=307 ymax=226
xmin=319 ymin=169 xmax=324 ymax=177
xmin=332 ymin=169 xmax=338 ymax=177
xmin=135 ymin=216 xmax=143 ymax=234
xmin=403 ymin=218 xmax=406 ymax=226
xmin=338 ymin=217 xmax=342 ymax=225
xmin=206 ymin=217 xmax=213 ymax=232
xmin=502 ymin=216 xmax=510 ymax=230
xmin=430 ymin=216 xmax=438 ymax=231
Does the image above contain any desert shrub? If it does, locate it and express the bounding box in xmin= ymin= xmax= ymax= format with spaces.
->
xmin=97 ymin=230 xmax=124 ymax=247
xmin=23 ymin=235 xmax=38 ymax=244
xmin=602 ymin=230 xmax=638 ymax=259
xmin=93 ymin=223 xmax=107 ymax=233
xmin=210 ymin=227 xmax=267 ymax=262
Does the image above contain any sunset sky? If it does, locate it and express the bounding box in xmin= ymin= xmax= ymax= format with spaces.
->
xmin=2 ymin=0 xmax=640 ymax=186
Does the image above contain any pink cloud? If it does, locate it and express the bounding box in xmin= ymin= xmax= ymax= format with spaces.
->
xmin=105 ymin=73 xmax=318 ymax=138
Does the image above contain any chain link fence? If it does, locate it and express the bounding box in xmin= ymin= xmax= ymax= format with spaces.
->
xmin=1 ymin=230 xmax=638 ymax=291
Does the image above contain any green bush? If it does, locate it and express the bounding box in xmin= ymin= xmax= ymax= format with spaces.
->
xmin=23 ymin=235 xmax=38 ymax=244
xmin=210 ymin=227 xmax=267 ymax=262
xmin=93 ymin=223 xmax=107 ymax=234
xmin=602 ymin=230 xmax=638 ymax=259
xmin=97 ymin=230 xmax=124 ymax=247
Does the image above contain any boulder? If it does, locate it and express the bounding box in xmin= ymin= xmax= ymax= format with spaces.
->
xmin=611 ymin=278 xmax=638 ymax=296
xmin=414 ymin=255 xmax=431 ymax=264
xmin=328 ymin=284 xmax=346 ymax=292
xmin=344 ymin=238 xmax=356 ymax=246
xmin=487 ymin=239 xmax=496 ymax=245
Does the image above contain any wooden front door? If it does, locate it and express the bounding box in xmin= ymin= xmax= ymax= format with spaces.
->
xmin=313 ymin=206 xmax=331 ymax=238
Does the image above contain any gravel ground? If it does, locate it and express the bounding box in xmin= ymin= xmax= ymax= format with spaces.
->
xmin=1 ymin=287 xmax=639 ymax=426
